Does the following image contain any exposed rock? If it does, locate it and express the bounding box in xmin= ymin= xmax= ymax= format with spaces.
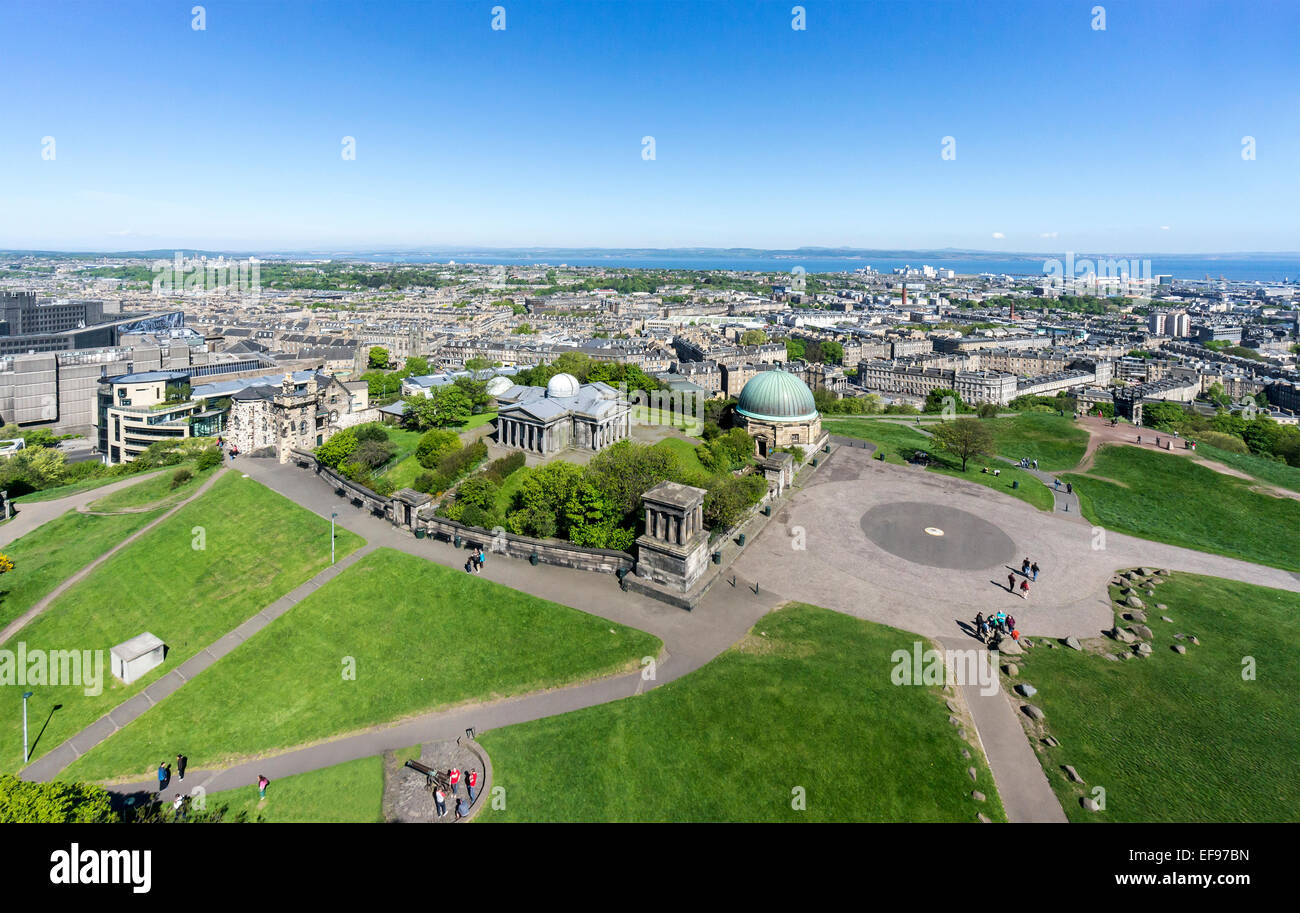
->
xmin=1124 ymin=610 xmax=1147 ymax=623
xmin=948 ymin=715 xmax=960 ymax=727
xmin=1119 ymin=652 xmax=1133 ymax=661
xmin=971 ymin=790 xmax=986 ymax=802
xmin=1125 ymin=595 xmax=1145 ymax=609
xmin=1155 ymin=568 xmax=1170 ymax=576
xmin=961 ymin=748 xmax=971 ymax=759
xmin=1174 ymin=632 xmax=1185 ymax=640
xmin=1103 ymin=653 xmax=1119 ymax=661
xmin=1063 ymin=765 xmax=1084 ymax=784
xmin=1130 ymin=624 xmax=1154 ymax=640
xmin=1156 ymin=603 xmax=1167 ymax=610
xmin=1189 ymin=635 xmax=1200 ymax=646
xmin=1002 ymin=663 xmax=1019 ymax=676
xmin=1063 ymin=636 xmax=1082 ymax=651
xmin=977 ymin=812 xmax=991 ymax=823
xmin=1134 ymin=642 xmax=1153 ymax=656
xmin=1043 ymin=735 xmax=1060 ymax=747
xmin=1145 ymin=588 xmax=1155 ymax=596
xmin=995 ymin=635 xmax=1023 ymax=655
xmin=1172 ymin=645 xmax=1186 ymax=654
xmin=946 ymin=699 xmax=959 ymax=714
xmin=1110 ymin=626 xmax=1137 ymax=644
xmin=958 ymin=728 xmax=968 ymax=740
xmin=1016 ymin=683 xmax=1038 ymax=697
xmin=1021 ymin=703 xmax=1046 ymax=721
xmin=1080 ymin=797 xmax=1101 ymax=812
xmin=1162 ymin=616 xmax=1173 ymax=623
xmin=1140 ymin=567 xmax=1156 ymax=576
xmin=968 ymin=767 xmax=978 ymax=781
xmin=1021 ymin=638 xmax=1034 ymax=649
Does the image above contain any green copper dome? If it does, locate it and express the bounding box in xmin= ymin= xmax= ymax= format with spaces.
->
xmin=736 ymin=370 xmax=819 ymax=422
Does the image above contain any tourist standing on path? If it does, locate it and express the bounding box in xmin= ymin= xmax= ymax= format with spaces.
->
xmin=1021 ymin=557 xmax=1031 ymax=576
xmin=1032 ymin=459 xmax=1038 ymax=470
xmin=1006 ymin=614 xmax=1016 ymax=634
xmin=1066 ymin=482 xmax=1073 ymax=495
xmin=257 ymin=774 xmax=269 ymax=799
xmin=1054 ymin=478 xmax=1060 ymax=490
xmin=975 ymin=612 xmax=986 ymax=640
xmin=1031 ymin=562 xmax=1039 ymax=581
xmin=176 ymin=753 xmax=187 ymax=782
xmin=157 ymin=761 xmax=169 ymax=793
xmin=1020 ymin=579 xmax=1030 ymax=599
xmin=449 ymin=767 xmax=461 ymax=797
xmin=477 ymin=549 xmax=486 ymax=571
xmin=467 ymin=769 xmax=479 ymax=803
xmin=434 ymin=787 xmax=447 ymax=818
xmin=1007 ymin=573 xmax=1016 ymax=593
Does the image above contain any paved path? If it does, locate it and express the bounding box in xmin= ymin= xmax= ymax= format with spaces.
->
xmin=939 ymin=635 xmax=1066 ymax=823
xmin=0 ymin=468 xmax=175 ymax=550
xmin=32 ymin=456 xmax=779 ymax=795
xmin=20 ymin=543 xmax=375 ymax=782
xmin=0 ymin=468 xmax=231 ymax=646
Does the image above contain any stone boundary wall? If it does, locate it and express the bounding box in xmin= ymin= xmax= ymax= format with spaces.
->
xmin=420 ymin=514 xmax=635 ymax=576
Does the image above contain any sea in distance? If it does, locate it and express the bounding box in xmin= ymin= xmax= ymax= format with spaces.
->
xmin=358 ymin=249 xmax=1299 ymax=283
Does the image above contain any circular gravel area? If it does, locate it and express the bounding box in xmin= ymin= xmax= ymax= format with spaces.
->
xmin=859 ymin=501 xmax=1016 ymax=570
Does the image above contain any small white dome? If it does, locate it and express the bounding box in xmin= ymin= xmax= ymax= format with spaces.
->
xmin=545 ymin=372 xmax=580 ymax=398
xmin=485 ymin=375 xmax=513 ymax=396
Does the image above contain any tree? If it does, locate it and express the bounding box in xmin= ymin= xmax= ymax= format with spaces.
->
xmin=929 ymin=417 xmax=994 ymax=472
xmin=315 ymin=427 xmax=359 ymax=468
xmin=818 ymin=340 xmax=844 ymax=364
xmin=740 ymin=329 xmax=768 ymax=345
xmin=416 ymin=428 xmax=461 ymax=468
xmin=0 ymin=774 xmax=113 ymax=823
xmin=368 ymin=346 xmax=390 ymax=369
xmin=353 ymin=438 xmax=396 ymax=469
xmin=404 ymin=355 xmax=430 ymax=376
xmin=784 ymin=338 xmax=806 ymax=361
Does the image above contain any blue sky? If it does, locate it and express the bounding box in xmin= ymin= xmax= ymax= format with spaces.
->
xmin=1 ymin=0 xmax=1297 ymax=252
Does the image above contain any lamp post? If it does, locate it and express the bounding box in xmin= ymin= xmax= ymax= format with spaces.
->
xmin=22 ymin=691 xmax=33 ymax=764
xmin=331 ymin=511 xmax=337 ymax=565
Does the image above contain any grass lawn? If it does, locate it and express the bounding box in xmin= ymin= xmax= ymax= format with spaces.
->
xmin=85 ymin=462 xmax=213 ymax=512
xmin=825 ymin=417 xmax=1054 ymax=511
xmin=66 ymin=548 xmax=660 ymax=781
xmin=1014 ymin=572 xmax=1300 ymax=822
xmin=205 ymin=756 xmax=385 ymax=823
xmin=1063 ymin=445 xmax=1300 ymax=571
xmin=630 ymin=404 xmax=703 ymax=436
xmin=650 ymin=437 xmax=710 ymax=476
xmin=381 ymin=455 xmax=424 ymax=491
xmin=982 ymin=412 xmax=1089 ymax=471
xmin=12 ymin=470 xmax=165 ymax=505
xmin=1 ymin=473 xmax=365 ymax=774
xmin=453 ymin=411 xmax=497 ymax=432
xmin=477 ymin=603 xmax=1005 ymax=822
xmin=494 ymin=465 xmax=528 ymax=514
xmin=0 ymin=509 xmax=165 ymax=631
xmin=1195 ymin=443 xmax=1300 ymax=494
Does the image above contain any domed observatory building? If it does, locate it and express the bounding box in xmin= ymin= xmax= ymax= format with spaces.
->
xmin=735 ymin=369 xmax=828 ymax=457
xmin=492 ymin=372 xmax=631 ymax=456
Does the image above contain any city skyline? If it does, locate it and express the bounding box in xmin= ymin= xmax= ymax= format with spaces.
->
xmin=2 ymin=0 xmax=1298 ymax=252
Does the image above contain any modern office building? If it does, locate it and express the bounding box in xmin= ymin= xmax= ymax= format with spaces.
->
xmin=96 ymin=370 xmax=225 ymax=464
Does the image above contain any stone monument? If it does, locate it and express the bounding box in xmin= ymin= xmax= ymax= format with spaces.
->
xmin=635 ymin=480 xmax=710 ymax=592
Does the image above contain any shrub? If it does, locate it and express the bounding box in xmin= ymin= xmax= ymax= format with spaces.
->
xmin=353 ymin=422 xmax=390 ymax=444
xmin=416 ymin=429 xmax=461 ymax=468
xmin=0 ymin=774 xmax=114 ymax=823
xmin=353 ymin=438 xmax=396 ymax=469
xmin=482 ymin=450 xmax=526 ymax=484
xmin=195 ymin=447 xmax=223 ymax=471
xmin=171 ymin=467 xmax=194 ymax=489
xmin=316 ymin=427 xmax=359 ymax=468
xmin=1198 ymin=431 xmax=1249 ymax=453
xmin=413 ymin=472 xmax=436 ymax=493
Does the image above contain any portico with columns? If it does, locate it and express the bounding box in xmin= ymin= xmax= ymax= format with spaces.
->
xmin=635 ymin=480 xmax=711 ymax=593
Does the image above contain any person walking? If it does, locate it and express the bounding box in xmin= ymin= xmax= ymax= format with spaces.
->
xmin=1020 ymin=579 xmax=1030 ymax=599
xmin=257 ymin=774 xmax=269 ymax=800
xmin=1021 ymin=557 xmax=1031 ymax=576
xmin=1054 ymin=478 xmax=1060 ymax=490
xmin=1030 ymin=562 xmax=1039 ymax=581
xmin=1007 ymin=573 xmax=1016 ymax=593
xmin=448 ymin=767 xmax=461 ymax=797
xmin=467 ymin=769 xmax=479 ymax=804
xmin=1066 ymin=482 xmax=1073 ymax=495
xmin=157 ymin=761 xmax=169 ymax=793
xmin=434 ymin=787 xmax=447 ymax=818
xmin=176 ymin=753 xmax=188 ymax=782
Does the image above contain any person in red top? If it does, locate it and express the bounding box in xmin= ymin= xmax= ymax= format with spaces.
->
xmin=448 ymin=767 xmax=461 ymax=796
xmin=467 ymin=769 xmax=479 ymax=803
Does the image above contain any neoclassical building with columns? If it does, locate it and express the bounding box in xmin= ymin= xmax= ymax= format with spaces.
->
xmin=492 ymin=372 xmax=631 ymax=456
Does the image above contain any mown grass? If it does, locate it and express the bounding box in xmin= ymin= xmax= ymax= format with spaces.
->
xmin=85 ymin=462 xmax=213 ymax=512
xmin=1016 ymin=572 xmax=1300 ymax=822
xmin=824 ymin=417 xmax=1054 ymax=511
xmin=982 ymin=412 xmax=1089 ymax=471
xmin=1194 ymin=443 xmax=1300 ymax=495
xmin=1063 ymin=444 xmax=1300 ymax=571
xmin=67 ymin=548 xmax=660 ymax=781
xmin=478 ymin=603 xmax=1005 ymax=822
xmin=2 ymin=474 xmax=365 ymax=773
xmin=204 ymin=756 xmax=385 ymax=823
xmin=0 ymin=509 xmax=165 ymax=631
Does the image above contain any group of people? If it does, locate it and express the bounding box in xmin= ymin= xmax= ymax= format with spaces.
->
xmin=433 ymin=766 xmax=480 ymax=821
xmin=216 ymin=435 xmax=240 ymax=459
xmin=1017 ymin=457 xmax=1039 ymax=471
xmin=974 ymin=610 xmax=1019 ymax=644
xmin=464 ymin=548 xmax=487 ymax=574
xmin=157 ymin=753 xmax=188 ymax=792
xmin=1052 ymin=479 xmax=1074 ymax=494
xmin=1003 ymin=557 xmax=1040 ymax=599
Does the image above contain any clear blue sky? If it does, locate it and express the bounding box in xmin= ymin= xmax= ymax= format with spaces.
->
xmin=2 ymin=0 xmax=1297 ymax=253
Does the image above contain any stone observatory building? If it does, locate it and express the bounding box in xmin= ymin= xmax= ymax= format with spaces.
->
xmin=492 ymin=372 xmax=631 ymax=456
xmin=735 ymin=368 xmax=827 ymax=457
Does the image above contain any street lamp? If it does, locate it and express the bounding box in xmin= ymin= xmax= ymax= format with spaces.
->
xmin=331 ymin=511 xmax=337 ymax=565
xmin=21 ymin=691 xmax=33 ymax=764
